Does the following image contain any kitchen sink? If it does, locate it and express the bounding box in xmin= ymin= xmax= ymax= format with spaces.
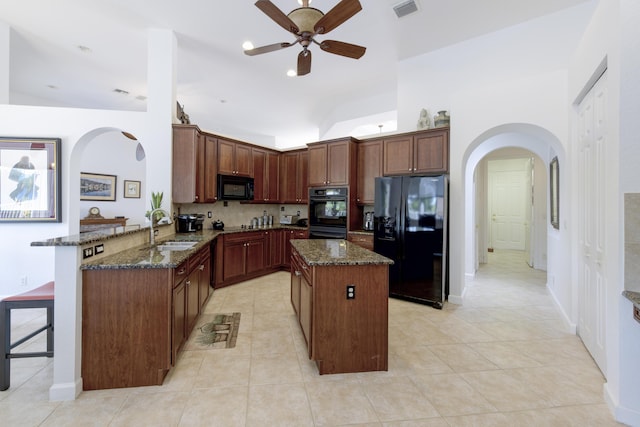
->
xmin=155 ymin=241 xmax=198 ymax=251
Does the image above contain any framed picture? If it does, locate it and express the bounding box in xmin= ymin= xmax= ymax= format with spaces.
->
xmin=550 ymin=156 xmax=559 ymax=230
xmin=80 ymin=172 xmax=117 ymax=201
xmin=123 ymin=180 xmax=141 ymax=198
xmin=0 ymin=137 xmax=61 ymax=222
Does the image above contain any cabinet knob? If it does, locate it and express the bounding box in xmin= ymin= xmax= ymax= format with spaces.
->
xmin=294 ymin=270 xmax=301 ymax=277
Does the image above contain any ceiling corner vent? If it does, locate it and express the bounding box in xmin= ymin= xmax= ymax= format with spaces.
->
xmin=393 ymin=0 xmax=419 ymax=18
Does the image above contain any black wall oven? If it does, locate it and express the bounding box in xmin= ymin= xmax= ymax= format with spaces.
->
xmin=308 ymin=187 xmax=348 ymax=239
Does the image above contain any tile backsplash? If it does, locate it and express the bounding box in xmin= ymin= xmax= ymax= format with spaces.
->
xmin=625 ymin=193 xmax=640 ymax=292
xmin=175 ymin=202 xmax=308 ymax=229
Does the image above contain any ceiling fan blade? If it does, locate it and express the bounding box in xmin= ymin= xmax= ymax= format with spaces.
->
xmin=319 ymin=40 xmax=366 ymax=59
xmin=314 ymin=0 xmax=362 ymax=35
xmin=255 ymin=0 xmax=299 ymax=34
xmin=244 ymin=42 xmax=296 ymax=56
xmin=297 ymin=50 xmax=311 ymax=76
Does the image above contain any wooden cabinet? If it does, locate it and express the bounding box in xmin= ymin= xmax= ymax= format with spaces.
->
xmin=218 ymin=231 xmax=266 ymax=286
xmin=198 ymin=246 xmax=211 ymax=311
xmin=172 ymin=262 xmax=188 ymax=365
xmin=280 ymin=149 xmax=308 ymax=203
xmin=356 ymin=139 xmax=383 ymax=204
xmin=283 ymin=228 xmax=308 ymax=269
xmin=252 ymin=148 xmax=280 ymax=203
xmin=347 ymin=232 xmax=374 ymax=251
xmin=172 ymin=125 xmax=217 ymax=203
xmin=218 ymin=138 xmax=252 ymax=177
xmin=308 ymin=138 xmax=357 ymax=187
xmin=267 ymin=229 xmax=284 ymax=268
xmin=383 ymin=128 xmax=449 ymax=176
xmin=290 ymin=243 xmax=389 ymax=374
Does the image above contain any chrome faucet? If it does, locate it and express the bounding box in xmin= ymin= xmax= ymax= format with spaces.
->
xmin=149 ymin=208 xmax=171 ymax=245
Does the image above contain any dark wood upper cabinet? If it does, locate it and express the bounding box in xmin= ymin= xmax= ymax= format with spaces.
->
xmin=383 ymin=128 xmax=449 ymax=176
xmin=308 ymin=137 xmax=357 ymax=187
xmin=172 ymin=125 xmax=217 ymax=203
xmin=217 ymin=138 xmax=252 ymax=177
xmin=280 ymin=149 xmax=308 ymax=203
xmin=356 ymin=139 xmax=383 ymax=205
xmin=252 ymin=147 xmax=280 ymax=203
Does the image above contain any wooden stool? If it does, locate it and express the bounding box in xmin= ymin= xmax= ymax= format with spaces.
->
xmin=0 ymin=281 xmax=54 ymax=391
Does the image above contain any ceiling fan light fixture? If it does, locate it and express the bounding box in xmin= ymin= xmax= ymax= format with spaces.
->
xmin=242 ymin=41 xmax=254 ymax=51
xmin=286 ymin=69 xmax=297 ymax=77
xmin=287 ymin=7 xmax=324 ymax=33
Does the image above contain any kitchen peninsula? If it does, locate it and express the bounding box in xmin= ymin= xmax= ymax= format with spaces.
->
xmin=290 ymin=239 xmax=393 ymax=375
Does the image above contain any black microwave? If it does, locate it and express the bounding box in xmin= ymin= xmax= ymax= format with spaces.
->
xmin=217 ymin=174 xmax=254 ymax=201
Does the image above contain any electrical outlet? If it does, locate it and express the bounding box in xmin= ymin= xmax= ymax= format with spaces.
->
xmin=20 ymin=276 xmax=27 ymax=287
xmin=207 ymin=211 xmax=212 ymax=218
xmin=346 ymin=285 xmax=355 ymax=300
xmin=280 ymin=206 xmax=285 ymax=211
xmin=83 ymin=247 xmax=94 ymax=259
xmin=94 ymin=244 xmax=104 ymax=255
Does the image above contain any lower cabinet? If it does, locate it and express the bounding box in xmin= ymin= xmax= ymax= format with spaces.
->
xmin=82 ymin=243 xmax=213 ymax=391
xmin=347 ymin=232 xmax=374 ymax=251
xmin=216 ymin=228 xmax=308 ymax=288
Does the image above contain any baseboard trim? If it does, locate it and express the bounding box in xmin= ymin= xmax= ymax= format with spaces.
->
xmin=49 ymin=378 xmax=83 ymax=401
xmin=605 ymin=381 xmax=640 ymax=426
xmin=546 ymin=282 xmax=576 ymax=334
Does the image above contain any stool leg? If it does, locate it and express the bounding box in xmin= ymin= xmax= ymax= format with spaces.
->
xmin=0 ymin=302 xmax=10 ymax=391
xmin=46 ymin=305 xmax=54 ymax=356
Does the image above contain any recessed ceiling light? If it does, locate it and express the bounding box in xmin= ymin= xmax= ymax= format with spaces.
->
xmin=287 ymin=69 xmax=297 ymax=77
xmin=77 ymin=45 xmax=92 ymax=53
xmin=242 ymin=41 xmax=254 ymax=51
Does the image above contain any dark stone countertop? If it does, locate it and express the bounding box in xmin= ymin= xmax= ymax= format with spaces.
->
xmin=622 ymin=290 xmax=640 ymax=309
xmin=77 ymin=225 xmax=308 ymax=270
xmin=291 ymin=239 xmax=393 ymax=266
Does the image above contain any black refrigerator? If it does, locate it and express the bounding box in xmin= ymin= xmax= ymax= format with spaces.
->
xmin=373 ymin=175 xmax=448 ymax=308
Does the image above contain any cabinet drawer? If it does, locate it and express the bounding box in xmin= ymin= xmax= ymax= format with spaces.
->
xmin=291 ymin=249 xmax=311 ymax=284
xmin=224 ymin=231 xmax=264 ymax=244
xmin=173 ymin=260 xmax=189 ymax=286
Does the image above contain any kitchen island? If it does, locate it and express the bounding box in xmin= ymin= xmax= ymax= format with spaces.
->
xmin=290 ymin=239 xmax=393 ymax=375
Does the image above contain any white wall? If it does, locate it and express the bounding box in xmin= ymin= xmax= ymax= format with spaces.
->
xmin=396 ymin=3 xmax=593 ymax=307
xmin=80 ymin=131 xmax=147 ymax=225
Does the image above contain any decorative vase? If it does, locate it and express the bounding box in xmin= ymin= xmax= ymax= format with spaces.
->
xmin=434 ymin=110 xmax=450 ymax=128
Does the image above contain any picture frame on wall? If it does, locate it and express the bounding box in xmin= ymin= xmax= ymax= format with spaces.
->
xmin=0 ymin=136 xmax=62 ymax=222
xmin=550 ymin=156 xmax=559 ymax=230
xmin=123 ymin=180 xmax=141 ymax=198
xmin=80 ymin=172 xmax=117 ymax=201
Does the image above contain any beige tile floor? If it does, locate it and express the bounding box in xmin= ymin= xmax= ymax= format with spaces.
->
xmin=0 ymin=250 xmax=626 ymax=426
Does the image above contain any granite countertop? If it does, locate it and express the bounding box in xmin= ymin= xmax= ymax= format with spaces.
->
xmin=348 ymin=230 xmax=374 ymax=236
xmin=78 ymin=224 xmax=309 ymax=270
xmin=622 ymin=290 xmax=640 ymax=309
xmin=291 ymin=239 xmax=393 ymax=266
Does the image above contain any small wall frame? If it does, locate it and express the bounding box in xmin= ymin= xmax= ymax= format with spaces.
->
xmin=80 ymin=172 xmax=117 ymax=201
xmin=550 ymin=156 xmax=559 ymax=230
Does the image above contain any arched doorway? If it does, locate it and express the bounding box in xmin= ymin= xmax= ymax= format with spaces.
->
xmin=461 ymin=124 xmax=566 ymax=304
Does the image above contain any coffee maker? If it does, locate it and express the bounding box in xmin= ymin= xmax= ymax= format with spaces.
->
xmin=176 ymin=214 xmax=205 ymax=233
xmin=363 ymin=211 xmax=374 ymax=231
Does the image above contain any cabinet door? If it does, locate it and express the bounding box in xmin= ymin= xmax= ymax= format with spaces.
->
xmin=172 ymin=279 xmax=186 ymax=365
xmin=172 ymin=126 xmax=198 ymax=203
xmin=357 ymin=140 xmax=382 ymax=204
xmin=383 ymin=135 xmax=413 ymax=175
xmin=217 ymin=139 xmax=236 ymax=175
xmin=413 ymin=130 xmax=449 ymax=173
xmin=299 ymin=271 xmax=312 ymax=357
xmin=222 ymin=240 xmax=246 ymax=282
xmin=326 ymin=141 xmax=349 ymax=185
xmin=252 ymin=148 xmax=267 ymax=202
xmin=198 ymin=249 xmax=211 ymax=311
xmin=290 ymin=262 xmax=301 ymax=316
xmin=308 ymin=144 xmax=328 ymax=186
xmin=298 ymin=151 xmax=309 ymax=203
xmin=235 ymin=144 xmax=252 ymax=177
xmin=280 ymin=152 xmax=300 ymax=203
xmin=266 ymin=152 xmax=280 ymax=202
xmin=186 ymin=268 xmax=200 ymax=334
xmin=245 ymin=238 xmax=266 ymax=275
xmin=201 ymin=135 xmax=218 ymax=202
xmin=269 ymin=229 xmax=284 ymax=267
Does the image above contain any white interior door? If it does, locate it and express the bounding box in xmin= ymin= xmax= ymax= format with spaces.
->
xmin=488 ymin=159 xmax=529 ymax=250
xmin=577 ymin=72 xmax=607 ymax=375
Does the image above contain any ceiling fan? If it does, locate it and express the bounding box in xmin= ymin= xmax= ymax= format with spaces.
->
xmin=244 ymin=0 xmax=366 ymax=76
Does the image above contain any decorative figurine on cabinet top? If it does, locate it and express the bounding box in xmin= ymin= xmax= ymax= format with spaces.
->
xmin=416 ymin=108 xmax=432 ymax=130
xmin=434 ymin=110 xmax=450 ymax=128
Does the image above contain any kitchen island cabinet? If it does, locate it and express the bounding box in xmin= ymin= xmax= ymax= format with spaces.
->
xmin=290 ymin=239 xmax=393 ymax=375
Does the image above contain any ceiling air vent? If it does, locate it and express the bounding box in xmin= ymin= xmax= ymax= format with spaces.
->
xmin=393 ymin=0 xmax=419 ymax=18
